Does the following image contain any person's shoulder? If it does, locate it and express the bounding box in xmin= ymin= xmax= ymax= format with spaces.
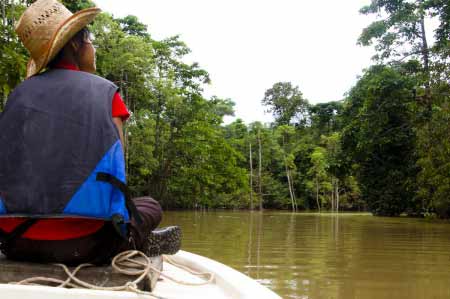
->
xmin=46 ymin=69 xmax=118 ymax=89
xmin=7 ymin=74 xmax=40 ymax=97
xmin=78 ymin=71 xmax=117 ymax=89
xmin=4 ymin=74 xmax=47 ymax=108
xmin=79 ymin=71 xmax=117 ymax=88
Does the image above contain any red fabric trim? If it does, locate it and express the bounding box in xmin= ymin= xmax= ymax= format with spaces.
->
xmin=0 ymin=218 xmax=105 ymax=240
xmin=53 ymin=60 xmax=80 ymax=71
xmin=112 ymin=93 xmax=130 ymax=121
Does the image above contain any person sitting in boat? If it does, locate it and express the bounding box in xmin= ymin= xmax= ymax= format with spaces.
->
xmin=0 ymin=0 xmax=180 ymax=265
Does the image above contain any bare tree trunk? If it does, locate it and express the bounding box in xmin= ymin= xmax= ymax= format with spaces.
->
xmin=1 ymin=0 xmax=6 ymax=28
xmin=419 ymin=14 xmax=432 ymax=114
xmin=153 ymin=94 xmax=162 ymax=161
xmin=285 ymin=162 xmax=295 ymax=211
xmin=249 ymin=141 xmax=254 ymax=210
xmin=282 ymin=134 xmax=296 ymax=211
xmin=11 ymin=0 xmax=16 ymax=28
xmin=336 ymin=179 xmax=340 ymax=212
xmin=419 ymin=14 xmax=433 ymax=211
xmin=258 ymin=128 xmax=263 ymax=211
xmin=316 ymin=178 xmax=321 ymax=213
xmin=10 ymin=0 xmax=15 ymax=28
xmin=290 ymin=169 xmax=298 ymax=211
xmin=151 ymin=88 xmax=164 ymax=196
xmin=331 ymin=178 xmax=335 ymax=212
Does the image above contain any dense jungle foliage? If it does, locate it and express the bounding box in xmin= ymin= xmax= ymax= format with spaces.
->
xmin=1 ymin=0 xmax=449 ymax=217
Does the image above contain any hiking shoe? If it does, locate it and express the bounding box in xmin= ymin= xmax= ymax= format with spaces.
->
xmin=145 ymin=226 xmax=182 ymax=257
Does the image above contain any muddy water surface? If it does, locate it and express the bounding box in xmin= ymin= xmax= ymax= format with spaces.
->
xmin=161 ymin=211 xmax=450 ymax=299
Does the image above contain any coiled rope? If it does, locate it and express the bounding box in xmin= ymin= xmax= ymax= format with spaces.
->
xmin=9 ymin=250 xmax=214 ymax=298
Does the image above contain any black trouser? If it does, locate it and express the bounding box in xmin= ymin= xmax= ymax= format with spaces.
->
xmin=2 ymin=197 xmax=162 ymax=265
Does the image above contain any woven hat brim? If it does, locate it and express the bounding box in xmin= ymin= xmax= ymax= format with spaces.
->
xmin=26 ymin=7 xmax=100 ymax=78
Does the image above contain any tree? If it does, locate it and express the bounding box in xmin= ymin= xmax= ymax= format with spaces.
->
xmin=416 ymin=83 xmax=450 ymax=217
xmin=359 ymin=1 xmax=430 ymax=66
xmin=309 ymin=101 xmax=343 ymax=136
xmin=359 ymin=0 xmax=449 ymax=107
xmin=322 ymin=133 xmax=342 ymax=212
xmin=60 ymin=0 xmax=96 ymax=12
xmin=425 ymin=0 xmax=450 ymax=51
xmin=341 ymin=65 xmax=417 ymax=216
xmin=359 ymin=0 xmax=450 ymax=218
xmin=307 ymin=147 xmax=329 ymax=212
xmin=262 ymin=82 xmax=309 ymax=126
xmin=274 ymin=125 xmax=299 ymax=211
xmin=0 ymin=1 xmax=27 ymax=111
xmin=117 ymin=15 xmax=150 ymax=38
xmin=241 ymin=122 xmax=292 ymax=210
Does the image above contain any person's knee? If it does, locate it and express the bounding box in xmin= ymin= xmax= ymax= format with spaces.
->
xmin=150 ymin=198 xmax=163 ymax=225
xmin=132 ymin=196 xmax=163 ymax=228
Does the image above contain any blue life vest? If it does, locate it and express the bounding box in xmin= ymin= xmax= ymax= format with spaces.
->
xmin=0 ymin=69 xmax=136 ymax=234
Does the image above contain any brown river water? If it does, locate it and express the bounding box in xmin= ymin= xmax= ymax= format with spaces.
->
xmin=161 ymin=211 xmax=450 ymax=299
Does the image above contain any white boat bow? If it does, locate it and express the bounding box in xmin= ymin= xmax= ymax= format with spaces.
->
xmin=0 ymin=250 xmax=282 ymax=299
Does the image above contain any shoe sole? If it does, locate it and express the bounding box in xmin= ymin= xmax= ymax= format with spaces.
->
xmin=146 ymin=226 xmax=182 ymax=257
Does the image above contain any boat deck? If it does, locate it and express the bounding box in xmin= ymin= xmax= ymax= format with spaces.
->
xmin=0 ymin=253 xmax=162 ymax=291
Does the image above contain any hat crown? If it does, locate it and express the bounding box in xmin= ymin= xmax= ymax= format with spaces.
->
xmin=15 ymin=0 xmax=72 ymax=61
xmin=15 ymin=0 xmax=100 ymax=78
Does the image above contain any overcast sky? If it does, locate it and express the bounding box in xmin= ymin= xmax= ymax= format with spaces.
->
xmin=94 ymin=0 xmax=376 ymax=123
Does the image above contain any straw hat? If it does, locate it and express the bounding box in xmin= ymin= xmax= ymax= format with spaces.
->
xmin=15 ymin=0 xmax=100 ymax=78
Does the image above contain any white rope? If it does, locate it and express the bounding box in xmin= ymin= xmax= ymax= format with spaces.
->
xmin=9 ymin=250 xmax=214 ymax=297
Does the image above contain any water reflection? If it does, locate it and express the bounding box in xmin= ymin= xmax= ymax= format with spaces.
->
xmin=161 ymin=211 xmax=450 ymax=299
